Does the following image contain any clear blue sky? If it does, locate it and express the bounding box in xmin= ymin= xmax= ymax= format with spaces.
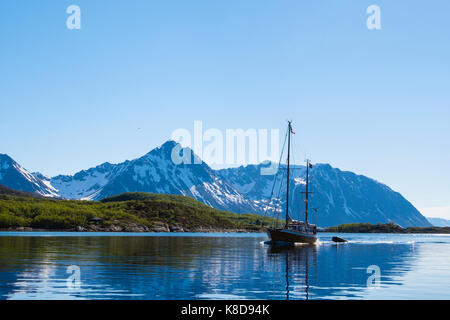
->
xmin=1 ymin=1 xmax=449 ymax=216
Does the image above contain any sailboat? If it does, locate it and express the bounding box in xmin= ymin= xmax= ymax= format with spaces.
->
xmin=267 ymin=121 xmax=318 ymax=244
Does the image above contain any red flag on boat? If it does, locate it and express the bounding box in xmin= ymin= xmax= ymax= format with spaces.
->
xmin=309 ymin=163 xmax=313 ymax=169
xmin=290 ymin=127 xmax=295 ymax=134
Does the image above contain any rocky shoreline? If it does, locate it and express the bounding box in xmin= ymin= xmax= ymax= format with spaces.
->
xmin=0 ymin=221 xmax=263 ymax=233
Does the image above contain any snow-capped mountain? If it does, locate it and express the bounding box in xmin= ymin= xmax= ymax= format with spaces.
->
xmin=50 ymin=141 xmax=257 ymax=213
xmin=218 ymin=163 xmax=432 ymax=228
xmin=0 ymin=142 xmax=432 ymax=227
xmin=0 ymin=154 xmax=58 ymax=197
xmin=427 ymin=217 xmax=450 ymax=227
xmin=50 ymin=162 xmax=118 ymax=200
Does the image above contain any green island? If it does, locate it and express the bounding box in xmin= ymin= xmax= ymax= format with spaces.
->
xmin=326 ymin=222 xmax=450 ymax=234
xmin=0 ymin=186 xmax=277 ymax=232
xmin=1 ymin=186 xmax=448 ymax=234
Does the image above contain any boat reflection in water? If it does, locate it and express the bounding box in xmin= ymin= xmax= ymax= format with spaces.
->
xmin=2 ymin=233 xmax=447 ymax=300
xmin=267 ymin=244 xmax=317 ymax=300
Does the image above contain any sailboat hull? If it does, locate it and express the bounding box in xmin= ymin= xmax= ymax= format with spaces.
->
xmin=267 ymin=228 xmax=317 ymax=244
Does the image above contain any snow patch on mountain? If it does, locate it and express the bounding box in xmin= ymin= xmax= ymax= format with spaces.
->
xmin=0 ymin=143 xmax=432 ymax=228
xmin=217 ymin=162 xmax=431 ymax=227
xmin=0 ymin=154 xmax=58 ymax=197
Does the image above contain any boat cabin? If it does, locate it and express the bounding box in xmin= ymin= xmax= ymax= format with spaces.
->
xmin=287 ymin=220 xmax=317 ymax=234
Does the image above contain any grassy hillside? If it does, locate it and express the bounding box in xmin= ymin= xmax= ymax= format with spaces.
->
xmin=0 ymin=185 xmax=45 ymax=199
xmin=326 ymin=222 xmax=450 ymax=234
xmin=101 ymin=192 xmax=218 ymax=209
xmin=326 ymin=222 xmax=404 ymax=233
xmin=0 ymin=191 xmax=276 ymax=231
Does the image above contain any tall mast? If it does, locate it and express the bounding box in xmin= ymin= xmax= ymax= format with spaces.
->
xmin=305 ymin=159 xmax=310 ymax=225
xmin=285 ymin=121 xmax=292 ymax=228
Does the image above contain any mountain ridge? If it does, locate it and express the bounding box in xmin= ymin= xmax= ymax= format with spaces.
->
xmin=427 ymin=217 xmax=450 ymax=227
xmin=0 ymin=154 xmax=59 ymax=198
xmin=0 ymin=141 xmax=432 ymax=227
xmin=217 ymin=162 xmax=431 ymax=227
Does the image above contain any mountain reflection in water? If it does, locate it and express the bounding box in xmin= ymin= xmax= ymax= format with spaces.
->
xmin=0 ymin=232 xmax=449 ymax=299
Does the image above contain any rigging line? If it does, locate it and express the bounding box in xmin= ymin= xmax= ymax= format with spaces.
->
xmin=274 ymin=165 xmax=286 ymax=228
xmin=268 ymin=128 xmax=289 ymax=229
xmin=291 ymin=136 xmax=296 ymax=168
xmin=288 ymin=126 xmax=299 ymax=220
xmin=270 ymin=156 xmax=286 ymax=228
xmin=290 ymin=139 xmax=298 ymax=220
xmin=262 ymin=127 xmax=288 ymax=222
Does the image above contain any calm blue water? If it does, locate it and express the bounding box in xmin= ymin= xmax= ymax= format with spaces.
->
xmin=0 ymin=232 xmax=450 ymax=300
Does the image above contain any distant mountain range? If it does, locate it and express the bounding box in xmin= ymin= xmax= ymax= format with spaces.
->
xmin=0 ymin=154 xmax=59 ymax=198
xmin=217 ymin=163 xmax=431 ymax=228
xmin=427 ymin=217 xmax=450 ymax=227
xmin=0 ymin=141 xmax=432 ymax=227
